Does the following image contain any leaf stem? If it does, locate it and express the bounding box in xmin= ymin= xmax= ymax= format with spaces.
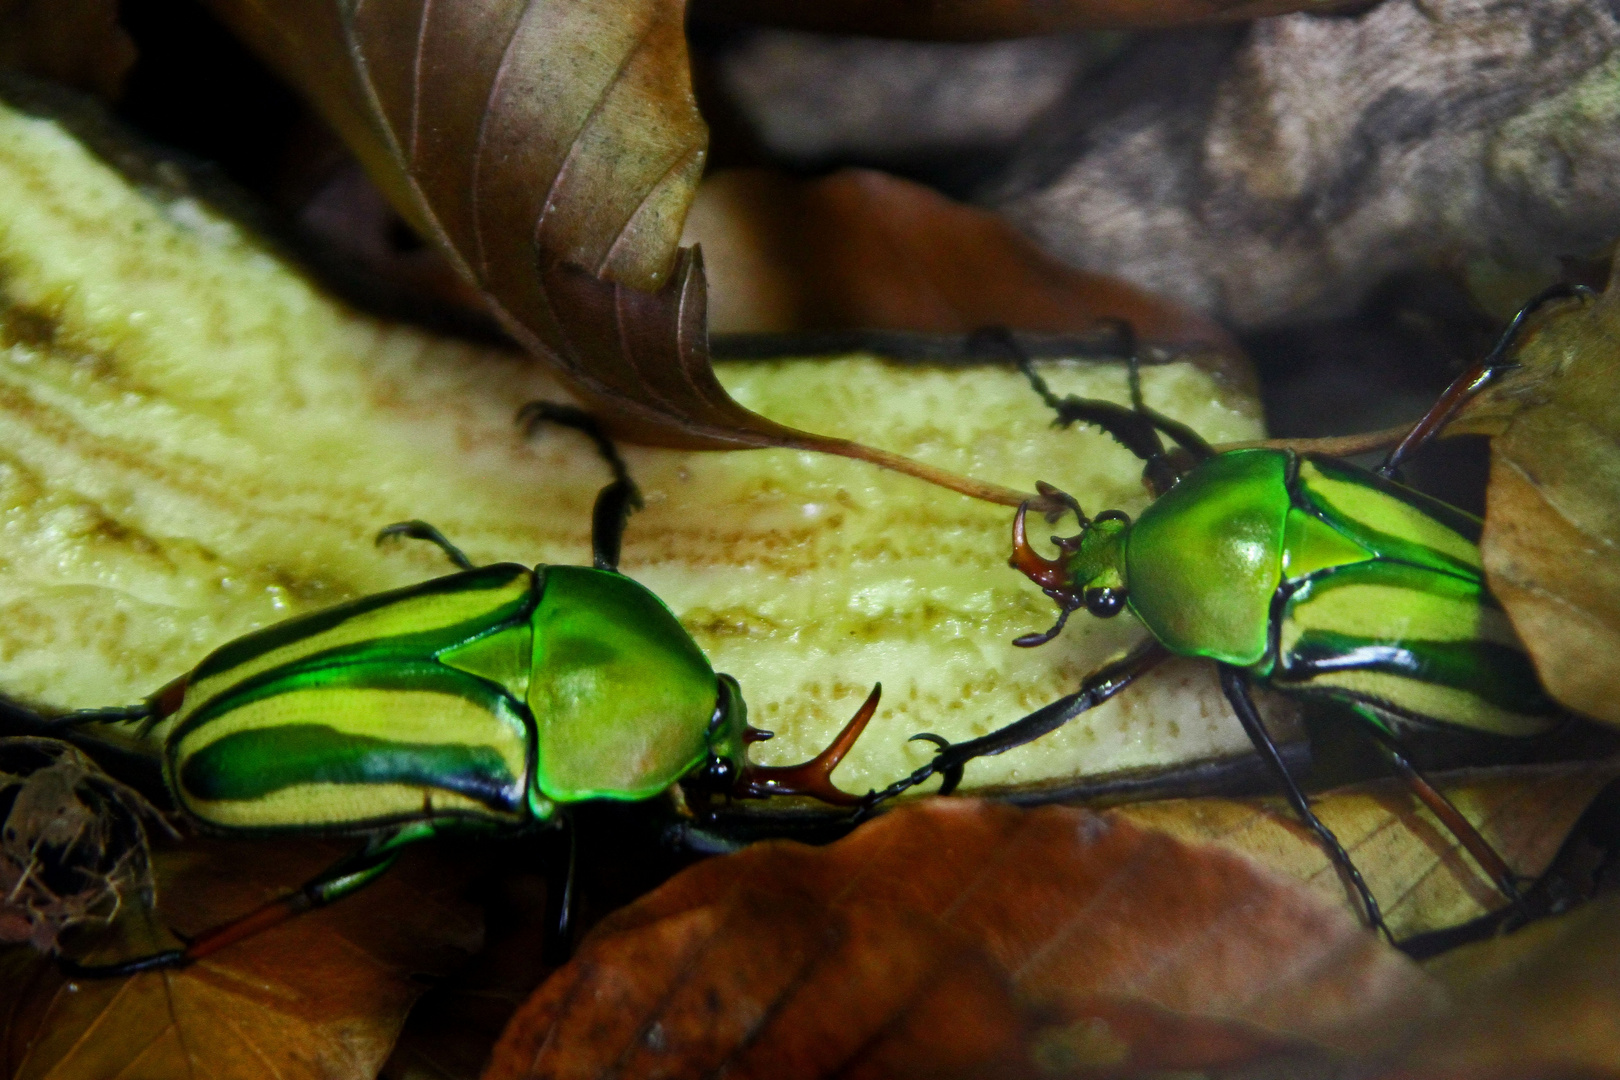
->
xmin=1221 ymin=424 xmax=1409 ymax=458
xmin=783 ymin=437 xmax=1042 ymax=509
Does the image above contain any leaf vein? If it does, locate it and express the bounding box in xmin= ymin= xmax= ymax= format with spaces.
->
xmin=471 ymin=0 xmax=539 ymax=281
xmin=409 ymin=0 xmax=433 ymax=165
xmin=597 ymin=142 xmax=703 ymax=279
xmin=534 ymin=10 xmax=661 ymax=264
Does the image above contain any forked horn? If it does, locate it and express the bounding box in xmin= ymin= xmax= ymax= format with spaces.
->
xmin=735 ymin=684 xmax=882 ymax=806
xmin=1010 ymin=502 xmax=1075 ymax=595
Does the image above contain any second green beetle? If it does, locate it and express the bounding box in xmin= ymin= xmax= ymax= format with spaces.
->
xmin=872 ymin=290 xmax=1587 ymax=938
xmin=59 ymin=407 xmax=880 ymax=975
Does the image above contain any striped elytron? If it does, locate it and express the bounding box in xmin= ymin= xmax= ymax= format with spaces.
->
xmin=1118 ymin=448 xmax=1554 ymax=738
xmin=872 ymin=290 xmax=1587 ymax=939
xmin=55 ymin=408 xmax=882 ymax=976
xmin=166 ymin=562 xmax=752 ymax=830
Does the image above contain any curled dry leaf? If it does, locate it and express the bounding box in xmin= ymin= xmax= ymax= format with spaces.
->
xmin=0 ymin=838 xmax=482 ymax=1080
xmin=486 ymin=800 xmax=1439 ymax=1080
xmin=691 ymin=0 xmax=1359 ymax=38
xmin=195 ymin=0 xmax=743 ymax=444
xmin=200 ymin=0 xmax=704 ymax=294
xmin=1115 ymin=762 xmax=1620 ymax=941
xmin=1453 ymin=275 xmax=1620 ymax=725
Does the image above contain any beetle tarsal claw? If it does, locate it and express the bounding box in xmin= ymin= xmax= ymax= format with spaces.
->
xmin=905 ymin=732 xmax=965 ymax=795
xmin=735 ymin=683 xmax=882 ymax=806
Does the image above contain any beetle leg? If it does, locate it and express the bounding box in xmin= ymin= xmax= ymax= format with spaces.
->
xmin=376 ymin=520 xmax=476 ymax=571
xmin=60 ymin=832 xmax=416 ymax=978
xmin=1349 ymin=713 xmax=1522 ymax=902
xmin=516 ymin=401 xmax=645 ymax=572
xmin=860 ymin=639 xmax=1170 ymax=814
xmin=1217 ymin=665 xmax=1393 ymax=942
xmin=50 ymin=704 xmax=152 ymax=727
xmin=540 ymin=816 xmax=578 ymax=966
xmin=905 ymin=733 xmax=965 ymax=795
xmin=735 ymin=683 xmax=883 ymax=805
xmin=1102 ymin=318 xmax=1217 ymax=468
xmin=588 ymin=477 xmax=642 ymax=574
xmin=53 ymin=672 xmax=189 ymax=737
xmin=1379 ymin=282 xmax=1593 ymax=477
xmin=981 ymin=321 xmax=1213 ymax=490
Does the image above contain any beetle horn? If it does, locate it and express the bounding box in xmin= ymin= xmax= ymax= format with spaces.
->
xmin=1010 ymin=502 xmax=1076 ymax=595
xmin=735 ymin=683 xmax=881 ymax=806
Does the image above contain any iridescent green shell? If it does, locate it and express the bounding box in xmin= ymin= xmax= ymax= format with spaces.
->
xmin=1118 ymin=448 xmax=1557 ymax=736
xmin=165 ymin=562 xmax=718 ymax=834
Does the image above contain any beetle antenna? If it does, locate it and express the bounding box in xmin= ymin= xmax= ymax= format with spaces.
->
xmin=1034 ymin=481 xmax=1086 ymax=528
xmin=734 ymin=684 xmax=881 ymax=806
xmin=1013 ymin=605 xmax=1077 ymax=648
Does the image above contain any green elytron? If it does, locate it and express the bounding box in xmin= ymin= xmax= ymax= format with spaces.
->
xmin=872 ymin=288 xmax=1587 ymax=938
xmin=57 ymin=407 xmax=881 ymax=976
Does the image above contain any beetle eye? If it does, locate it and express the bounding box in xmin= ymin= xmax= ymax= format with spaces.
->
xmin=688 ymin=753 xmax=737 ymax=795
xmin=1084 ymin=587 xmax=1126 ymax=618
xmin=706 ymin=678 xmax=732 ymax=737
xmin=703 ymin=755 xmax=737 ymax=787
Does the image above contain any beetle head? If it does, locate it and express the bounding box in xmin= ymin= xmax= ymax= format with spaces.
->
xmin=1011 ymin=490 xmax=1130 ymax=645
xmin=686 ymin=674 xmax=880 ymax=807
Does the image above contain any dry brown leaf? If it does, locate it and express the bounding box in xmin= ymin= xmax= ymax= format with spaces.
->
xmin=201 ymin=0 xmax=704 ymax=294
xmin=0 ymin=739 xmax=168 ymax=954
xmin=0 ymin=837 xmax=482 ymax=1080
xmin=485 ymin=800 xmax=1439 ymax=1079
xmin=686 ymin=168 xmax=1238 ymax=355
xmin=1115 ymin=763 xmax=1620 ymax=941
xmin=1370 ymin=893 xmax=1620 ymax=1079
xmin=0 ymin=0 xmax=135 ymax=100
xmin=1450 ymin=274 xmax=1620 ymax=726
xmin=194 ymin=0 xmax=735 ymax=441
xmin=690 ymin=0 xmax=1359 ymax=39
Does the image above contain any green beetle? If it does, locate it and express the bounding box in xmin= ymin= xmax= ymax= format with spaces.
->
xmin=55 ymin=406 xmax=881 ymax=976
xmin=868 ymin=287 xmax=1588 ymax=939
